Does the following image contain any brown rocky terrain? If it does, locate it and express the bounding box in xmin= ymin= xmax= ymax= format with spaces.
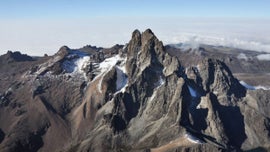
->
xmin=166 ymin=44 xmax=270 ymax=87
xmin=0 ymin=29 xmax=269 ymax=152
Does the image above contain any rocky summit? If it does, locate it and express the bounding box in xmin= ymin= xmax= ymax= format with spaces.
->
xmin=0 ymin=29 xmax=270 ymax=152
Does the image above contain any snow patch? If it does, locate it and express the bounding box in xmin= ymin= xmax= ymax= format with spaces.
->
xmin=116 ymin=67 xmax=128 ymax=92
xmin=97 ymin=66 xmax=115 ymax=93
xmin=254 ymin=86 xmax=270 ymax=90
xmin=185 ymin=133 xmax=204 ymax=144
xmin=99 ymin=55 xmax=122 ymax=73
xmin=149 ymin=90 xmax=157 ymax=101
xmin=98 ymin=75 xmax=104 ymax=93
xmin=240 ymin=81 xmax=270 ymax=90
xmin=72 ymin=56 xmax=91 ymax=79
xmin=188 ymin=85 xmax=198 ymax=98
xmin=158 ymin=77 xmax=165 ymax=86
xmin=62 ymin=53 xmax=91 ymax=80
xmin=239 ymin=81 xmax=255 ymax=90
xmin=97 ymin=55 xmax=128 ymax=94
xmin=75 ymin=56 xmax=90 ymax=73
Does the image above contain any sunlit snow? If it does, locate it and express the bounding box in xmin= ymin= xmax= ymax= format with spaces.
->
xmin=61 ymin=51 xmax=91 ymax=80
xmin=99 ymin=55 xmax=122 ymax=73
xmin=240 ymin=81 xmax=270 ymax=90
xmin=97 ymin=55 xmax=128 ymax=93
xmin=185 ymin=133 xmax=204 ymax=144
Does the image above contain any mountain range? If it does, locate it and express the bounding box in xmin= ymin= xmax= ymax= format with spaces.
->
xmin=0 ymin=29 xmax=269 ymax=152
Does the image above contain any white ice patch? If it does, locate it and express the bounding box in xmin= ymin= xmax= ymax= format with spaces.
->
xmin=149 ymin=90 xmax=157 ymax=102
xmin=256 ymin=54 xmax=270 ymax=61
xmin=98 ymin=55 xmax=128 ymax=94
xmin=116 ymin=67 xmax=128 ymax=92
xmin=62 ymin=53 xmax=91 ymax=80
xmin=99 ymin=55 xmax=122 ymax=73
xmin=72 ymin=56 xmax=91 ymax=79
xmin=185 ymin=133 xmax=204 ymax=144
xmin=240 ymin=81 xmax=270 ymax=90
xmin=239 ymin=81 xmax=255 ymax=90
xmin=188 ymin=85 xmax=198 ymax=97
xmin=254 ymin=86 xmax=270 ymax=90
xmin=75 ymin=56 xmax=90 ymax=73
xmin=98 ymin=75 xmax=104 ymax=93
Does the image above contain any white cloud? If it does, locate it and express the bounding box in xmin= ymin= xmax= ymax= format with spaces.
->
xmin=256 ymin=54 xmax=270 ymax=61
xmin=0 ymin=17 xmax=270 ymax=56
xmin=237 ymin=53 xmax=248 ymax=60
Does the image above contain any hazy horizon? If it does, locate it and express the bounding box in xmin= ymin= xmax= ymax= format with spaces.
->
xmin=1 ymin=0 xmax=270 ymax=56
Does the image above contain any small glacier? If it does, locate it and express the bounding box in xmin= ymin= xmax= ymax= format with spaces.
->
xmin=97 ymin=55 xmax=128 ymax=93
xmin=99 ymin=55 xmax=123 ymax=73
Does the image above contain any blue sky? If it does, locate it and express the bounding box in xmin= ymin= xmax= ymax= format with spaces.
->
xmin=1 ymin=0 xmax=270 ymax=19
xmin=0 ymin=1 xmax=270 ymax=55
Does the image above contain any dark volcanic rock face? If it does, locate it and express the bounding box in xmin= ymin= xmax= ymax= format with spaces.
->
xmin=0 ymin=29 xmax=270 ymax=152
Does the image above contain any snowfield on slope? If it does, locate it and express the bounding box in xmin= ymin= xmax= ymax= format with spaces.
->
xmin=240 ymin=81 xmax=270 ymax=90
xmin=97 ymin=55 xmax=128 ymax=93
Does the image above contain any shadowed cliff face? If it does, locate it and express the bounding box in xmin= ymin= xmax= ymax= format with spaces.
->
xmin=0 ymin=29 xmax=269 ymax=152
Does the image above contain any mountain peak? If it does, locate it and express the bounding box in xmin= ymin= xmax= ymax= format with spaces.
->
xmin=131 ymin=29 xmax=141 ymax=39
xmin=126 ymin=29 xmax=180 ymax=81
xmin=1 ymin=51 xmax=33 ymax=63
xmin=142 ymin=28 xmax=155 ymax=39
xmin=130 ymin=29 xmax=157 ymax=46
xmin=144 ymin=28 xmax=154 ymax=34
xmin=56 ymin=45 xmax=71 ymax=57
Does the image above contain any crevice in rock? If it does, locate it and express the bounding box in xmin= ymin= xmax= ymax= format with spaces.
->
xmin=0 ymin=129 xmax=5 ymax=144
